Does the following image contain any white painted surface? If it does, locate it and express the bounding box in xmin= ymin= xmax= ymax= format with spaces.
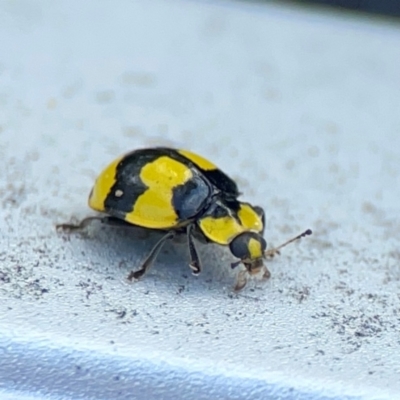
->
xmin=1 ymin=1 xmax=400 ymax=399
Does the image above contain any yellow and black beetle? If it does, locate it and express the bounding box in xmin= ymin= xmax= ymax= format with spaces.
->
xmin=58 ymin=147 xmax=311 ymax=291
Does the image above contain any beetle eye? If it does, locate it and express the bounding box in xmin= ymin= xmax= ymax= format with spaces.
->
xmin=229 ymin=232 xmax=266 ymax=260
xmin=229 ymin=235 xmax=249 ymax=260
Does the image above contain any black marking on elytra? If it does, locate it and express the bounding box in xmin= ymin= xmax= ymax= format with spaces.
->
xmin=155 ymin=147 xmax=240 ymax=200
xmin=104 ymin=149 xmax=160 ymax=219
xmin=172 ymin=174 xmax=212 ymax=221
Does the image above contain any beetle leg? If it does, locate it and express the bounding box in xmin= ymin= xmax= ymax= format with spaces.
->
xmin=231 ymin=260 xmax=241 ymax=269
xmin=56 ymin=216 xmax=100 ymax=231
xmin=56 ymin=216 xmax=132 ymax=231
xmin=261 ymin=265 xmax=271 ymax=280
xmin=127 ymin=231 xmax=175 ymax=281
xmin=234 ymin=269 xmax=248 ymax=291
xmin=187 ymin=224 xmax=201 ymax=275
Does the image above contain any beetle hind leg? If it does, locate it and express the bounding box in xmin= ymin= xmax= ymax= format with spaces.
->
xmin=127 ymin=230 xmax=175 ymax=281
xmin=56 ymin=216 xmax=106 ymax=232
xmin=187 ymin=224 xmax=201 ymax=275
xmin=56 ymin=216 xmax=132 ymax=232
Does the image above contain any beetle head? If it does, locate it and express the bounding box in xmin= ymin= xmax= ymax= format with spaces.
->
xmin=229 ymin=232 xmax=267 ymax=275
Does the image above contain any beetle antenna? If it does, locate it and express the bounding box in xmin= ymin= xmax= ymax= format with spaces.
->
xmin=265 ymin=229 xmax=312 ymax=257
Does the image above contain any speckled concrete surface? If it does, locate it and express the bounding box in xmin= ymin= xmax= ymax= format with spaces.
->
xmin=1 ymin=1 xmax=400 ymax=399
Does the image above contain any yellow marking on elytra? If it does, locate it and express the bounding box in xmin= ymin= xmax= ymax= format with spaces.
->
xmin=199 ymin=215 xmax=244 ymax=245
xmin=126 ymin=156 xmax=193 ymax=229
xmin=248 ymin=237 xmax=263 ymax=259
xmin=179 ymin=149 xmax=217 ymax=171
xmin=88 ymin=155 xmax=124 ymax=212
xmin=237 ymin=203 xmax=263 ymax=232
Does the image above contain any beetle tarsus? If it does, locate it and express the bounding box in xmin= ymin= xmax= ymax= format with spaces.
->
xmin=127 ymin=268 xmax=145 ymax=281
xmin=56 ymin=216 xmax=135 ymax=232
xmin=189 ymin=263 xmax=201 ymax=275
xmin=234 ymin=269 xmax=248 ymax=291
xmin=187 ymin=224 xmax=202 ymax=275
xmin=56 ymin=216 xmax=99 ymax=231
xmin=56 ymin=216 xmax=103 ymax=231
xmin=262 ymin=266 xmax=271 ymax=280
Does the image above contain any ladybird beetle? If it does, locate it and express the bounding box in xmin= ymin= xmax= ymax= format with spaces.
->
xmin=57 ymin=147 xmax=312 ymax=291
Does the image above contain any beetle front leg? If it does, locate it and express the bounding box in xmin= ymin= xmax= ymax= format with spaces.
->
xmin=261 ymin=265 xmax=271 ymax=280
xmin=234 ymin=269 xmax=248 ymax=292
xmin=187 ymin=224 xmax=201 ymax=275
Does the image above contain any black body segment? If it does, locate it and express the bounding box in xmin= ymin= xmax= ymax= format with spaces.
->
xmin=172 ymin=176 xmax=212 ymax=221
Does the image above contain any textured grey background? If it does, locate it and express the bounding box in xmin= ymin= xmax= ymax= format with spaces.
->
xmin=1 ymin=0 xmax=400 ymax=399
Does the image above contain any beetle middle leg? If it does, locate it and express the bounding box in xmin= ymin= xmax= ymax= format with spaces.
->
xmin=127 ymin=230 xmax=176 ymax=281
xmin=187 ymin=224 xmax=201 ymax=275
